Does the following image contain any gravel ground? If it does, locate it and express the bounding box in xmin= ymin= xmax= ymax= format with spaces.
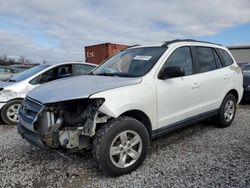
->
xmin=0 ymin=105 xmax=249 ymax=188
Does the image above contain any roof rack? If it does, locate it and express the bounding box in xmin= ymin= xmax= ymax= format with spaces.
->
xmin=121 ymin=44 xmax=140 ymax=50
xmin=161 ymin=39 xmax=222 ymax=47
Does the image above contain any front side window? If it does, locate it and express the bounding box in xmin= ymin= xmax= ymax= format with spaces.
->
xmin=217 ymin=49 xmax=234 ymax=66
xmin=30 ymin=64 xmax=73 ymax=84
xmin=92 ymin=47 xmax=166 ymax=77
xmin=196 ymin=47 xmax=217 ymax=73
xmin=163 ymin=46 xmax=193 ymax=76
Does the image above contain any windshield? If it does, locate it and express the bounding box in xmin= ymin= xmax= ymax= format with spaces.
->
xmin=8 ymin=64 xmax=51 ymax=82
xmin=92 ymin=47 xmax=166 ymax=77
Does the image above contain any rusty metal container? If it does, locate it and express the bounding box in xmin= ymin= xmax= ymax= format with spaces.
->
xmin=85 ymin=43 xmax=128 ymax=65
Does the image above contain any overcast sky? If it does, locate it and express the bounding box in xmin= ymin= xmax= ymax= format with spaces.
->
xmin=0 ymin=0 xmax=250 ymax=63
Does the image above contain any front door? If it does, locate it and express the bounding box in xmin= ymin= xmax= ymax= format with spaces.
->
xmin=155 ymin=46 xmax=202 ymax=129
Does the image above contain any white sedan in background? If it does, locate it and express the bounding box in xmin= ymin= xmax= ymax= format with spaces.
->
xmin=0 ymin=62 xmax=96 ymax=124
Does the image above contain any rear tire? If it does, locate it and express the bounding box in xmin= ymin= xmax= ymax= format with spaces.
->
xmin=92 ymin=116 xmax=149 ymax=176
xmin=1 ymin=99 xmax=22 ymax=125
xmin=214 ymin=94 xmax=236 ymax=128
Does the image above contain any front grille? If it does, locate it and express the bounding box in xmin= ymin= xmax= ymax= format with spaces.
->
xmin=19 ymin=97 xmax=43 ymax=127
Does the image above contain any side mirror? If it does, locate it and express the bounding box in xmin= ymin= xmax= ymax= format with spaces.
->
xmin=158 ymin=66 xmax=185 ymax=80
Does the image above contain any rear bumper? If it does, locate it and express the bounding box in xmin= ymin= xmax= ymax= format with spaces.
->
xmin=17 ymin=122 xmax=48 ymax=150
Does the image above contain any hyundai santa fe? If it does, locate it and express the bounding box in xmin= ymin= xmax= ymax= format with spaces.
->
xmin=17 ymin=39 xmax=243 ymax=176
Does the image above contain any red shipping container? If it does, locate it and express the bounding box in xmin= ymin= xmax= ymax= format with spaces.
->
xmin=85 ymin=43 xmax=128 ymax=65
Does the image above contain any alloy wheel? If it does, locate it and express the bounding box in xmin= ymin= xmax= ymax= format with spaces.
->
xmin=6 ymin=103 xmax=20 ymax=123
xmin=224 ymin=100 xmax=235 ymax=122
xmin=109 ymin=130 xmax=142 ymax=168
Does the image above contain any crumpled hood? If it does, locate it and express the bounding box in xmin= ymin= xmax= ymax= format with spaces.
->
xmin=27 ymin=75 xmax=142 ymax=104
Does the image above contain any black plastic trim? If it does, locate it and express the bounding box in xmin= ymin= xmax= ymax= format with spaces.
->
xmin=17 ymin=122 xmax=48 ymax=149
xmin=214 ymin=48 xmax=226 ymax=67
xmin=152 ymin=109 xmax=218 ymax=139
xmin=212 ymin=49 xmax=224 ymax=68
xmin=162 ymin=39 xmax=222 ymax=47
xmin=190 ymin=46 xmax=199 ymax=74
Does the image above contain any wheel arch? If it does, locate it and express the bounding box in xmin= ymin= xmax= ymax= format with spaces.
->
xmin=226 ymin=89 xmax=239 ymax=103
xmin=7 ymin=97 xmax=23 ymax=102
xmin=1 ymin=98 xmax=23 ymax=125
xmin=1 ymin=98 xmax=23 ymax=109
xmin=119 ymin=110 xmax=152 ymax=139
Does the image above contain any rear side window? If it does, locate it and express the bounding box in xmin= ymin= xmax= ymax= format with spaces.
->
xmin=75 ymin=64 xmax=95 ymax=75
xmin=196 ymin=47 xmax=217 ymax=73
xmin=218 ymin=49 xmax=234 ymax=66
xmin=164 ymin=47 xmax=193 ymax=76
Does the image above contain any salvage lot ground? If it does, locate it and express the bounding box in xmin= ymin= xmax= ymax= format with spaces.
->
xmin=0 ymin=105 xmax=249 ymax=187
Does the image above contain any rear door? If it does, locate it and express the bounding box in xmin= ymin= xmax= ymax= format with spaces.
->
xmin=192 ymin=46 xmax=225 ymax=112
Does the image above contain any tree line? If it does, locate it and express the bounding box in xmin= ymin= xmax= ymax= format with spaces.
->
xmin=0 ymin=54 xmax=39 ymax=66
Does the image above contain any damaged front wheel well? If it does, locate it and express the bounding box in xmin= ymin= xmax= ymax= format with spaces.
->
xmin=120 ymin=110 xmax=152 ymax=138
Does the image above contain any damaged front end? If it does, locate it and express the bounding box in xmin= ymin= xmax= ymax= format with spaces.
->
xmin=18 ymin=97 xmax=110 ymax=151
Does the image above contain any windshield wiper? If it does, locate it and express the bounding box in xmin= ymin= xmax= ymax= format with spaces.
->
xmin=94 ymin=72 xmax=138 ymax=77
xmin=94 ymin=73 xmax=116 ymax=77
xmin=7 ymin=79 xmax=16 ymax=82
xmin=87 ymin=72 xmax=94 ymax=75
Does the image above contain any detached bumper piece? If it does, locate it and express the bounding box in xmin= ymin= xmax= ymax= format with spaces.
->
xmin=17 ymin=123 xmax=48 ymax=150
xmin=17 ymin=97 xmax=48 ymax=149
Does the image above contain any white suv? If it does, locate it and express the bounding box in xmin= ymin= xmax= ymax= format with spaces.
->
xmin=17 ymin=39 xmax=243 ymax=176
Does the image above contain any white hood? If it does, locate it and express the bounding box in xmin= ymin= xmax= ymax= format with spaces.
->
xmin=27 ymin=75 xmax=142 ymax=104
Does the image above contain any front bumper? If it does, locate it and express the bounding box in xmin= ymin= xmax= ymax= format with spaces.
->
xmin=17 ymin=96 xmax=48 ymax=149
xmin=17 ymin=122 xmax=48 ymax=149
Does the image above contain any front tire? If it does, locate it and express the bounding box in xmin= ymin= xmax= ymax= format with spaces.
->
xmin=92 ymin=116 xmax=149 ymax=176
xmin=214 ymin=94 xmax=236 ymax=128
xmin=1 ymin=99 xmax=22 ymax=125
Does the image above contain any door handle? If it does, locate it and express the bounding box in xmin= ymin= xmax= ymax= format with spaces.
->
xmin=191 ymin=82 xmax=201 ymax=89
